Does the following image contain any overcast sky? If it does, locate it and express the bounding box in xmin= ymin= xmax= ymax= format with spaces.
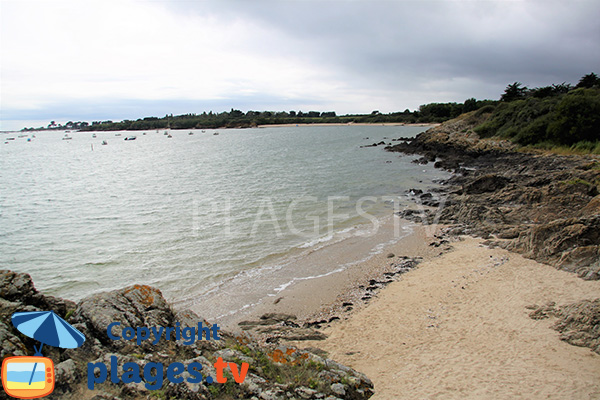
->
xmin=1 ymin=0 xmax=599 ymax=131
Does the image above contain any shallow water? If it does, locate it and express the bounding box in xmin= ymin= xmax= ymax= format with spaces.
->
xmin=0 ymin=126 xmax=448 ymax=310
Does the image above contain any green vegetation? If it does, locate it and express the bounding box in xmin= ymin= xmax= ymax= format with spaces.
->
xmin=475 ymin=73 xmax=600 ymax=154
xmin=22 ymin=99 xmax=496 ymax=132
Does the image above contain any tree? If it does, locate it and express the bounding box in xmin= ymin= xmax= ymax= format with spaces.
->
xmin=501 ymin=82 xmax=528 ymax=102
xmin=576 ymin=72 xmax=600 ymax=89
xmin=547 ymin=88 xmax=600 ymax=145
xmin=229 ymin=109 xmax=244 ymax=118
xmin=463 ymin=98 xmax=478 ymax=112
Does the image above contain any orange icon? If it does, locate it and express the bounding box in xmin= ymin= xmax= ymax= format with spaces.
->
xmin=1 ymin=356 xmax=55 ymax=399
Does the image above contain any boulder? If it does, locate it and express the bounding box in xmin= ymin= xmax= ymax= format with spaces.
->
xmin=463 ymin=174 xmax=510 ymax=194
xmin=74 ymin=284 xmax=174 ymax=352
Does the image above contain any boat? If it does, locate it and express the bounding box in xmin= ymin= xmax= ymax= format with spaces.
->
xmin=124 ymin=136 xmax=137 ymax=141
xmin=188 ymin=132 xmax=194 ymax=135
xmin=92 ymin=134 xmax=97 ymax=138
xmin=62 ymin=134 xmax=72 ymax=140
xmin=101 ymin=140 xmax=108 ymax=145
xmin=115 ymin=133 xmax=122 ymax=136
xmin=213 ymin=132 xmax=219 ymax=136
xmin=167 ymin=134 xmax=172 ymax=138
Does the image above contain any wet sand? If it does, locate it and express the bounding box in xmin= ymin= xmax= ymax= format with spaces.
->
xmin=240 ymin=223 xmax=443 ymax=326
xmin=294 ymin=237 xmax=600 ymax=399
xmin=210 ymin=216 xmax=443 ymax=331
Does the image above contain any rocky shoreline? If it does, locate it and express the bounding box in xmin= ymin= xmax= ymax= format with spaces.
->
xmin=0 ymin=270 xmax=374 ymax=400
xmin=387 ymin=112 xmax=600 ymax=281
xmin=384 ymin=112 xmax=600 ymax=354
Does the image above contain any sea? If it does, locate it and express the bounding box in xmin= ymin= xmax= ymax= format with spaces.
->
xmin=0 ymin=125 xmax=448 ymax=322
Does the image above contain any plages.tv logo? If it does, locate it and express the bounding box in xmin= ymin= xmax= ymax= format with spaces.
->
xmin=1 ymin=310 xmax=85 ymax=399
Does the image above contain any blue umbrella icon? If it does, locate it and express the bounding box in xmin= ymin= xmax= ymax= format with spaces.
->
xmin=11 ymin=311 xmax=85 ymax=356
xmin=11 ymin=311 xmax=85 ymax=387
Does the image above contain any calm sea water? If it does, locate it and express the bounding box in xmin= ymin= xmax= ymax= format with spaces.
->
xmin=0 ymin=126 xmax=446 ymax=311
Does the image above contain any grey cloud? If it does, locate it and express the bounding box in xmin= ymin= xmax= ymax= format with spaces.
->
xmin=185 ymin=0 xmax=599 ymax=97
xmin=3 ymin=0 xmax=599 ymax=129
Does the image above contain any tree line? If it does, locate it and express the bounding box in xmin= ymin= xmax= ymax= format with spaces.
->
xmin=22 ymin=100 xmax=497 ymax=132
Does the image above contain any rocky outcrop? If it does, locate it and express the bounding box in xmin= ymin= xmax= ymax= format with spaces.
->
xmin=387 ymin=112 xmax=600 ymax=280
xmin=528 ymin=299 xmax=600 ymax=354
xmin=0 ymin=270 xmax=374 ymax=400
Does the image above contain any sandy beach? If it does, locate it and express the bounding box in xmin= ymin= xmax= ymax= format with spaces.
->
xmin=292 ymin=236 xmax=600 ymax=399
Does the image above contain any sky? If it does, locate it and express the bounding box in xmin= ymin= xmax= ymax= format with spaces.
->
xmin=1 ymin=0 xmax=599 ymax=131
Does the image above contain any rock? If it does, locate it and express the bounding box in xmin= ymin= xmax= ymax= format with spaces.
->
xmin=580 ymin=195 xmax=600 ymax=216
xmin=0 ymin=319 xmax=28 ymax=358
xmin=74 ymin=284 xmax=174 ymax=352
xmin=413 ymin=156 xmax=429 ymax=165
xmin=463 ymin=174 xmax=510 ymax=194
xmin=282 ymin=329 xmax=327 ymax=341
xmin=260 ymin=389 xmax=283 ymax=400
xmin=0 ymin=270 xmax=374 ymax=399
xmin=331 ymin=383 xmax=346 ymax=396
xmin=296 ymin=386 xmax=318 ymax=399
xmin=528 ymin=302 xmax=558 ymax=320
xmin=506 ymin=215 xmax=600 ymax=278
xmin=55 ymin=359 xmax=78 ymax=387
xmin=386 ymin=253 xmax=395 ymax=258
xmin=0 ymin=270 xmax=37 ymax=302
xmin=552 ymin=298 xmax=600 ymax=354
xmin=260 ymin=313 xmax=297 ymax=321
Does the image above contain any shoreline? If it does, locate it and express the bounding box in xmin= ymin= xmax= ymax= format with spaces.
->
xmin=231 ymin=222 xmax=445 ymax=330
xmin=2 ymin=122 xmax=441 ymax=134
xmin=193 ymin=215 xmax=446 ymax=332
xmin=256 ymin=122 xmax=440 ymax=129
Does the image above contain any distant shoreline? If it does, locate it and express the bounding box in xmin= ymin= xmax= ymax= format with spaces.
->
xmin=256 ymin=122 xmax=440 ymax=128
xmin=3 ymin=122 xmax=441 ymax=134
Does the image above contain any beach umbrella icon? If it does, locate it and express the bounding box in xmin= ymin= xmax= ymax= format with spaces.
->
xmin=11 ymin=311 xmax=85 ymax=356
